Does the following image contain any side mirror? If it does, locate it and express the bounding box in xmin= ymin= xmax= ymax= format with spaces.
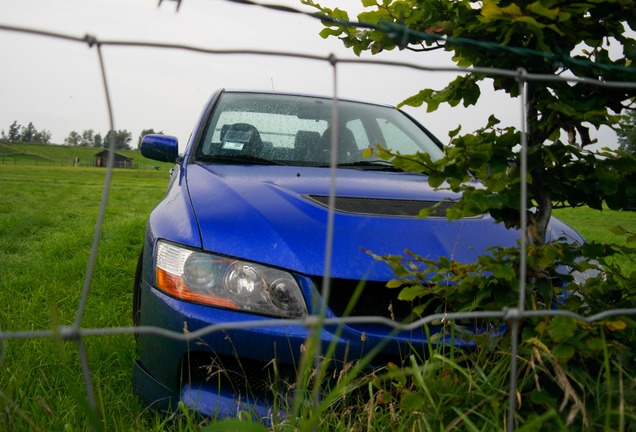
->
xmin=141 ymin=134 xmax=179 ymax=163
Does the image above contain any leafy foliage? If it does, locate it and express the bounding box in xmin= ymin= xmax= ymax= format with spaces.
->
xmin=368 ymin=234 xmax=635 ymax=319
xmin=304 ymin=0 xmax=636 ymax=243
xmin=304 ymin=0 xmax=636 ymax=428
xmin=372 ymin=126 xmax=636 ymax=230
xmin=364 ymin=232 xmax=636 ymax=429
xmin=617 ymin=109 xmax=636 ymax=155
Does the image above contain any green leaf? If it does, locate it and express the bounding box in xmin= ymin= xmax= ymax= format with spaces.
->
xmin=362 ymin=147 xmax=374 ymax=158
xmin=490 ymin=262 xmax=516 ymax=281
xmin=400 ymin=391 xmax=425 ymax=411
xmin=547 ymin=316 xmax=577 ymax=342
xmin=386 ymin=278 xmax=403 ymax=289
xmin=602 ymin=320 xmax=627 ymax=331
xmin=398 ymin=285 xmax=425 ymax=301
xmin=428 ymin=174 xmax=445 ymax=188
xmin=448 ymin=125 xmax=462 ymax=138
xmin=399 ymin=89 xmax=432 ymax=109
xmin=585 ymin=336 xmax=605 ymax=351
xmin=331 ymin=7 xmax=350 ymax=21
xmin=547 ymin=101 xmax=580 ymax=117
xmin=319 ymin=28 xmax=342 ymax=39
xmin=545 ymin=23 xmax=565 ymax=36
xmin=486 ymin=115 xmax=501 ymax=128
xmin=527 ymin=2 xmax=560 ymax=20
xmin=453 ymin=54 xmax=474 ymax=68
xmin=552 ymin=342 xmax=575 ymax=362
xmin=462 ymin=80 xmax=481 ymax=106
xmin=481 ymin=0 xmax=522 ymax=21
xmin=624 ymin=39 xmax=636 ymax=61
xmin=608 ymin=225 xmax=629 ymax=236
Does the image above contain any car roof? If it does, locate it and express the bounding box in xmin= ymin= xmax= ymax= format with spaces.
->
xmin=217 ymin=88 xmax=396 ymax=110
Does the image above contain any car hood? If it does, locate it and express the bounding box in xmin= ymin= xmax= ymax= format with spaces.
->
xmin=186 ymin=164 xmax=522 ymax=281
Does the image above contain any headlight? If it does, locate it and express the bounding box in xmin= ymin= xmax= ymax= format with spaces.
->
xmin=154 ymin=240 xmax=308 ymax=319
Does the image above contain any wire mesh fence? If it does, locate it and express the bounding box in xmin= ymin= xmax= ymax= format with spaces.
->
xmin=1 ymin=2 xmax=636 ymax=431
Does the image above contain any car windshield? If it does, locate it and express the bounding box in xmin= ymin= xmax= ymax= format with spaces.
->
xmin=195 ymin=92 xmax=444 ymax=167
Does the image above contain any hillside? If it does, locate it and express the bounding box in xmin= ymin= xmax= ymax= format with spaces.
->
xmin=0 ymin=141 xmax=174 ymax=170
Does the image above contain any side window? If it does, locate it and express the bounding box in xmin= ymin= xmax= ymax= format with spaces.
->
xmin=345 ymin=119 xmax=369 ymax=150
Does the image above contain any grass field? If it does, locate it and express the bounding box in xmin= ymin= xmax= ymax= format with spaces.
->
xmin=0 ymin=141 xmax=174 ymax=170
xmin=0 ymin=160 xmax=634 ymax=430
xmin=0 ymin=164 xmax=169 ymax=430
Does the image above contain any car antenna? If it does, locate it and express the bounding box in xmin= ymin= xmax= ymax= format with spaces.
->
xmin=271 ymin=78 xmax=276 ymax=92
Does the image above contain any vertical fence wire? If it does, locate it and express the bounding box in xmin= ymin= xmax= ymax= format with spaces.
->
xmin=507 ymin=68 xmax=529 ymax=432
xmin=0 ymin=17 xmax=636 ymax=431
xmin=321 ymin=54 xmax=340 ymax=312
xmin=310 ymin=54 xmax=340 ymax=418
xmin=72 ymin=39 xmax=119 ymax=429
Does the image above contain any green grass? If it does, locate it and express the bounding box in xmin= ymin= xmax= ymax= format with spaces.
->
xmin=0 ymin=160 xmax=634 ymax=430
xmin=0 ymin=164 xmax=168 ymax=431
xmin=554 ymin=206 xmax=636 ymax=274
xmin=553 ymin=206 xmax=636 ymax=243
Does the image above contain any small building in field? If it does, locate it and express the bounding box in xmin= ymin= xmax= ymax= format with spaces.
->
xmin=94 ymin=150 xmax=133 ymax=168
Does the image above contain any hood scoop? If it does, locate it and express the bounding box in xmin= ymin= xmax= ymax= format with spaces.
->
xmin=304 ymin=195 xmax=453 ymax=218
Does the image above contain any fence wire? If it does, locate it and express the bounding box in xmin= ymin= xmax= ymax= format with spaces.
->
xmin=1 ymin=4 xmax=636 ymax=431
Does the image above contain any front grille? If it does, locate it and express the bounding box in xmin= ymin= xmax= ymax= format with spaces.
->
xmin=185 ymin=352 xmax=298 ymax=397
xmin=305 ymin=195 xmax=453 ymax=217
xmin=319 ymin=278 xmax=441 ymax=323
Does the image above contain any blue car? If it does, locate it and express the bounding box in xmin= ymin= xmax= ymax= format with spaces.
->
xmin=132 ymin=89 xmax=583 ymax=418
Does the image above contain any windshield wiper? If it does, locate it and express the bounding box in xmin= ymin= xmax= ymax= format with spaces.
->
xmin=319 ymin=160 xmax=402 ymax=171
xmin=197 ymin=154 xmax=287 ymax=166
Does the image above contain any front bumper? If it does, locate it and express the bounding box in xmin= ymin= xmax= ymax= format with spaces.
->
xmin=132 ymin=276 xmax=481 ymax=419
xmin=132 ymin=358 xmax=280 ymax=421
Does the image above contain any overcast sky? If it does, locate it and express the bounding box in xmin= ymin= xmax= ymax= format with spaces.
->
xmin=0 ymin=0 xmax=618 ymax=152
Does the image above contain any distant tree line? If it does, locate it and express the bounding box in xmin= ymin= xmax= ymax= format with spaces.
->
xmin=64 ymin=128 xmax=162 ymax=151
xmin=64 ymin=129 xmax=133 ymax=150
xmin=1 ymin=121 xmax=52 ymax=144
xmin=0 ymin=121 xmax=163 ymax=151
